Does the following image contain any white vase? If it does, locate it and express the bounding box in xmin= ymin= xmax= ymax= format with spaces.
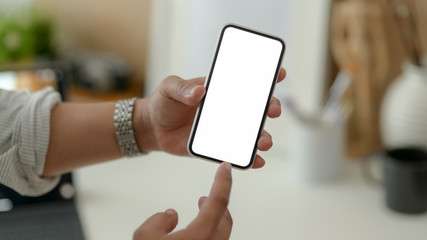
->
xmin=288 ymin=113 xmax=346 ymax=184
xmin=380 ymin=60 xmax=427 ymax=148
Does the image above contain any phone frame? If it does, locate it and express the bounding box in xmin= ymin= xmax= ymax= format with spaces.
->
xmin=187 ymin=24 xmax=285 ymax=169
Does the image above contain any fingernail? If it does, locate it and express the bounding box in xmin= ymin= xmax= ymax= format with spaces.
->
xmin=165 ymin=209 xmax=175 ymax=215
xmin=223 ymin=162 xmax=232 ymax=173
xmin=184 ymin=86 xmax=197 ymax=98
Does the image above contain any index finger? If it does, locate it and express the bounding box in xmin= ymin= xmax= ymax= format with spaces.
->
xmin=188 ymin=162 xmax=232 ymax=235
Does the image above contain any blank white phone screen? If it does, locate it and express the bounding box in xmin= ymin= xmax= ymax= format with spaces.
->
xmin=190 ymin=25 xmax=284 ymax=168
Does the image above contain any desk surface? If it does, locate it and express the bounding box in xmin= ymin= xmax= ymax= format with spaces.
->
xmin=74 ymin=118 xmax=427 ymax=240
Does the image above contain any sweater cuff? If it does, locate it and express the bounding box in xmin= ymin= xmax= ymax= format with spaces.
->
xmin=18 ymin=87 xmax=61 ymax=196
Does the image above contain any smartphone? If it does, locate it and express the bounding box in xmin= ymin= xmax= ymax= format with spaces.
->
xmin=188 ymin=24 xmax=285 ymax=169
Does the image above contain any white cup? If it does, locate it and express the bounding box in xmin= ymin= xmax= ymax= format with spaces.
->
xmin=289 ymin=116 xmax=346 ymax=184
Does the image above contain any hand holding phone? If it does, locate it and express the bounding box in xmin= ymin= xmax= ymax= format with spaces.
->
xmin=188 ymin=24 xmax=285 ymax=169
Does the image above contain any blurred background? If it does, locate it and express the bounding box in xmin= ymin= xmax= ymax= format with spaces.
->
xmin=1 ymin=0 xmax=425 ymax=158
xmin=1 ymin=0 xmax=427 ymax=239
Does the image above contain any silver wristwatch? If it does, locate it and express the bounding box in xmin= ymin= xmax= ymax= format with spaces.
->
xmin=114 ymin=97 xmax=142 ymax=157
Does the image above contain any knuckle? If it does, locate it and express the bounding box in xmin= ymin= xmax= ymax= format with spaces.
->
xmin=185 ymin=228 xmax=208 ymax=240
xmin=211 ymin=194 xmax=229 ymax=208
xmin=158 ymin=75 xmax=182 ymax=98
xmin=161 ymin=75 xmax=191 ymax=99
xmin=160 ymin=75 xmax=174 ymax=87
xmin=176 ymin=81 xmax=190 ymax=97
xmin=133 ymin=228 xmax=148 ymax=240
xmin=160 ymin=75 xmax=180 ymax=88
xmin=193 ymin=229 xmax=215 ymax=240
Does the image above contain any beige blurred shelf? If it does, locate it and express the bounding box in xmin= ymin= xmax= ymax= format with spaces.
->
xmin=68 ymin=86 xmax=142 ymax=102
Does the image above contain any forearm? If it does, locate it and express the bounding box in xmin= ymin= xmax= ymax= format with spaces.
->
xmin=43 ymin=101 xmax=120 ymax=176
xmin=43 ymin=98 xmax=159 ymax=177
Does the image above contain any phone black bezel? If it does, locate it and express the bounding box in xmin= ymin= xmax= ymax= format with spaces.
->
xmin=188 ymin=24 xmax=285 ymax=169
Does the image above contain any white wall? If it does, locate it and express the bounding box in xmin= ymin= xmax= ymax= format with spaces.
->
xmin=146 ymin=0 xmax=331 ymax=113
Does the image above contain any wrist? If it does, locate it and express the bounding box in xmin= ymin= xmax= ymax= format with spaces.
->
xmin=132 ymin=98 xmax=158 ymax=153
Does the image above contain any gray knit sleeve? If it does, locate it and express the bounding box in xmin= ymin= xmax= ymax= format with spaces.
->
xmin=0 ymin=87 xmax=61 ymax=196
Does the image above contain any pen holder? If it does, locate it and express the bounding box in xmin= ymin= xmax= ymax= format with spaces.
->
xmin=289 ymin=115 xmax=346 ymax=184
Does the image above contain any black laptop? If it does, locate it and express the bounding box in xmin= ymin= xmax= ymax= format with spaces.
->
xmin=0 ymin=63 xmax=85 ymax=240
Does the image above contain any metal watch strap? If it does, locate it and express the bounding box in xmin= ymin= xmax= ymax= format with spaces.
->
xmin=114 ymin=97 xmax=142 ymax=157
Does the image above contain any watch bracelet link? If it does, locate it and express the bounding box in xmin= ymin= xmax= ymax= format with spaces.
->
xmin=114 ymin=97 xmax=143 ymax=157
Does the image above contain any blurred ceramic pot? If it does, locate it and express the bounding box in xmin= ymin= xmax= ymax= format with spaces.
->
xmin=288 ymin=113 xmax=346 ymax=184
xmin=380 ymin=60 xmax=427 ymax=148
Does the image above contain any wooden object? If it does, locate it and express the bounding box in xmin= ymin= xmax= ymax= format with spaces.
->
xmin=34 ymin=0 xmax=151 ymax=96
xmin=330 ymin=0 xmax=407 ymax=157
xmin=68 ymin=85 xmax=141 ymax=102
xmin=387 ymin=0 xmax=423 ymax=66
xmin=414 ymin=0 xmax=427 ymax=56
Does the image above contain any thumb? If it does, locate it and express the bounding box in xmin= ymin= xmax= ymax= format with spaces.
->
xmin=133 ymin=209 xmax=178 ymax=239
xmin=160 ymin=76 xmax=205 ymax=106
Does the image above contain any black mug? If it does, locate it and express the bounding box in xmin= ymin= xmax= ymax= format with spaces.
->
xmin=364 ymin=147 xmax=427 ymax=214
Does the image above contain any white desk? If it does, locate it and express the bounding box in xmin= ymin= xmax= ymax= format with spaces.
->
xmin=75 ymin=118 xmax=427 ymax=240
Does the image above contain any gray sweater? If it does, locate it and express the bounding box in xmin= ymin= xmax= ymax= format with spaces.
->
xmin=0 ymin=87 xmax=61 ymax=196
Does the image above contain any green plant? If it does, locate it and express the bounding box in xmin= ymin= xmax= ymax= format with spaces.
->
xmin=0 ymin=8 xmax=54 ymax=65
